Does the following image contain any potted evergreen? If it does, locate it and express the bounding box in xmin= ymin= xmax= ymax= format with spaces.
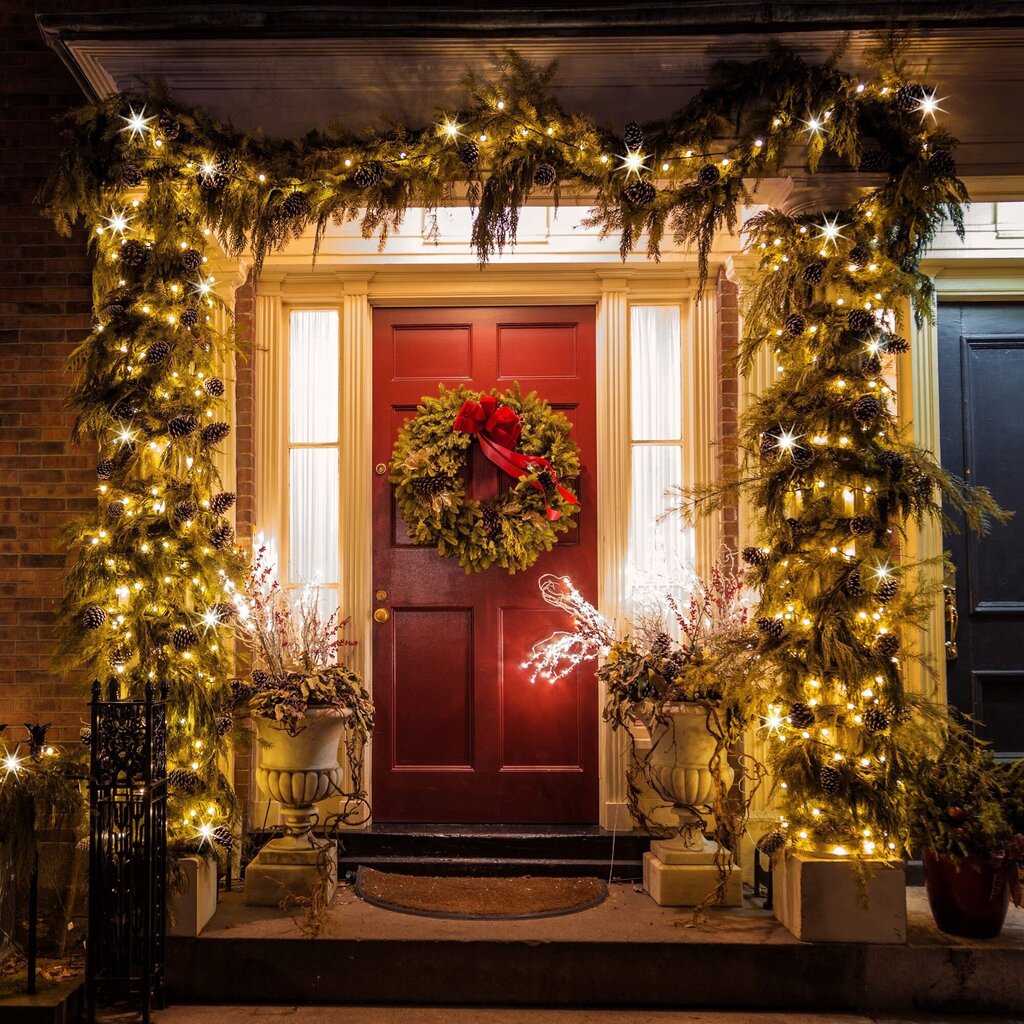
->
xmin=908 ymin=729 xmax=1024 ymax=938
xmin=230 ymin=548 xmax=373 ymax=906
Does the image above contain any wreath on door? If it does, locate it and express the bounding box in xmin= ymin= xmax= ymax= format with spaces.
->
xmin=390 ymin=383 xmax=581 ymax=573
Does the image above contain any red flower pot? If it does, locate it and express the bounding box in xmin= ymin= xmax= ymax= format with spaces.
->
xmin=922 ymin=849 xmax=1012 ymax=938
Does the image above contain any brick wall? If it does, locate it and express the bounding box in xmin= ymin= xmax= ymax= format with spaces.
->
xmin=717 ymin=266 xmax=740 ymax=555
xmin=0 ymin=5 xmax=105 ymax=741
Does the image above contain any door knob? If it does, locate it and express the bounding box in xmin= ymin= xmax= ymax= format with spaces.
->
xmin=373 ymin=607 xmax=390 ymax=623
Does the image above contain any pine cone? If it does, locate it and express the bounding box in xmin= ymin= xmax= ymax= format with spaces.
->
xmin=168 ymin=767 xmax=204 ymax=794
xmin=880 ymin=332 xmax=910 ymax=354
xmin=412 ymin=476 xmax=447 ymax=499
xmin=157 ymin=113 xmax=181 ymax=140
xmin=650 ymin=632 xmax=673 ymax=658
xmin=873 ymin=632 xmax=901 ymax=658
xmin=198 ymin=168 xmax=228 ymax=191
xmin=352 ymin=161 xmax=384 ymax=188
xmin=849 ymin=513 xmax=875 ymax=537
xmin=481 ymin=504 xmax=501 ymax=536
xmin=623 ymin=180 xmax=656 ymax=207
xmin=181 ymin=248 xmax=204 ymax=272
xmin=742 ymin=546 xmax=770 ymax=567
xmin=786 ymin=516 xmax=806 ymax=536
xmin=758 ymin=829 xmax=787 ymax=856
xmin=180 ymin=306 xmax=200 ymax=329
xmin=847 ymin=309 xmax=875 ymax=333
xmin=929 ymin=150 xmax=956 ymax=177
xmin=853 ymin=395 xmax=882 ymax=422
xmin=204 ymin=377 xmax=226 ymax=398
xmin=107 ymin=500 xmax=126 ymax=519
xmin=281 ymin=190 xmax=310 ymax=219
xmin=759 ymin=433 xmax=778 ymax=457
xmin=103 ymin=303 xmax=128 ymax=324
xmin=863 ymin=706 xmax=891 ymax=733
xmin=697 ymin=164 xmax=721 ymax=186
xmin=172 ymin=499 xmax=198 ymax=524
xmin=457 ymin=141 xmax=480 ymax=167
xmin=843 ymin=566 xmax=865 ymax=597
xmin=201 ymin=422 xmax=231 ymax=446
xmin=212 ymin=601 xmax=235 ymax=623
xmin=623 ymin=121 xmax=645 ymax=150
xmin=802 ymin=262 xmax=825 ymax=285
xmin=110 ymin=644 xmax=132 ymax=669
xmin=790 ymin=444 xmax=815 ymax=469
xmin=820 ymin=764 xmax=843 ymax=795
xmin=145 ymin=339 xmax=171 ymax=364
xmin=859 ymin=149 xmax=892 ymax=173
xmin=784 ymin=313 xmax=806 ymax=337
xmin=171 ymin=626 xmax=198 ymax=651
xmin=112 ymin=400 xmax=139 ymax=421
xmin=756 ymin=616 xmax=784 ymax=640
xmin=789 ymin=702 xmax=815 ymax=728
xmin=251 ymin=669 xmax=271 ymax=690
xmin=210 ymin=491 xmax=236 ymax=515
xmin=168 ymin=413 xmax=198 ymax=438
xmin=212 ymin=825 xmax=234 ymax=851
xmin=913 ymin=472 xmax=933 ymax=500
xmin=877 ymin=450 xmax=905 ymax=477
xmin=97 ymin=458 xmax=116 ymax=480
xmin=216 ymin=714 xmax=233 ymax=737
xmin=80 ymin=726 xmax=92 ymax=747
xmin=118 ymin=163 xmax=145 ymax=188
xmin=230 ymin=679 xmax=255 ymax=704
xmin=895 ymin=83 xmax=928 ymax=113
xmin=210 ymin=519 xmax=235 ymax=550
xmin=848 ymin=244 xmax=870 ymax=269
xmin=875 ymin=577 xmax=899 ymax=603
xmin=533 ymin=163 xmax=557 ymax=188
xmin=119 ymin=240 xmax=148 ymax=268
xmin=861 ymin=354 xmax=882 ymax=378
xmin=82 ymin=605 xmax=106 ymax=630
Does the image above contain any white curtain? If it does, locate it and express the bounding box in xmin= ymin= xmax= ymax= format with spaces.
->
xmin=626 ymin=306 xmax=693 ymax=619
xmin=288 ymin=310 xmax=340 ymax=586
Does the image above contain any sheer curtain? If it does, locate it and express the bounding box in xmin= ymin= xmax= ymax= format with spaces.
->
xmin=288 ymin=310 xmax=340 ymax=590
xmin=626 ymin=306 xmax=694 ymax=620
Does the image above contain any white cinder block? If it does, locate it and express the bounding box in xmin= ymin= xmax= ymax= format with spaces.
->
xmin=167 ymin=854 xmax=218 ymax=937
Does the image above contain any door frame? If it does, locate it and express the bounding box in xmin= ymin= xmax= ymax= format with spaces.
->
xmin=253 ymin=263 xmax=714 ymax=828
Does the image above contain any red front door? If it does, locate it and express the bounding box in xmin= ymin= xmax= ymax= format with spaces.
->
xmin=371 ymin=306 xmax=598 ymax=823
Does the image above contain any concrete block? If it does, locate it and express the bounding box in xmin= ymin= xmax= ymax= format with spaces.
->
xmin=643 ymin=850 xmax=743 ymax=907
xmin=167 ymin=854 xmax=218 ymax=937
xmin=245 ymin=836 xmax=337 ymax=907
xmin=773 ymin=849 xmax=907 ymax=943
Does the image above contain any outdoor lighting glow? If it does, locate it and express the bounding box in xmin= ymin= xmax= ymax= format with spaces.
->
xmin=103 ymin=207 xmax=132 ymax=236
xmin=119 ymin=105 xmax=154 ymax=139
xmin=815 ymin=214 xmax=847 ymax=250
xmin=618 ymin=149 xmax=649 ymax=178
xmin=915 ymin=88 xmax=947 ymax=122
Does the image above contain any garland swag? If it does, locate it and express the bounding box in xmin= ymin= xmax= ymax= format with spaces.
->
xmin=39 ymin=33 xmax=1005 ymax=859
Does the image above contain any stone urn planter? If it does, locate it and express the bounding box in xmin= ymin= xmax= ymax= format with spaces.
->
xmin=922 ymin=849 xmax=1013 ymax=938
xmin=245 ymin=705 xmax=350 ymax=907
xmin=640 ymin=701 xmax=741 ymax=906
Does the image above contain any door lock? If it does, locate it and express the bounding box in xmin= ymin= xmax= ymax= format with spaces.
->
xmin=375 ymin=463 xmax=388 ymax=476
xmin=944 ymin=585 xmax=959 ymax=662
xmin=373 ymin=607 xmax=390 ymax=623
xmin=375 ymin=589 xmax=388 ymax=601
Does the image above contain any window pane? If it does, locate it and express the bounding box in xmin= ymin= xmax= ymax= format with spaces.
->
xmin=289 ymin=310 xmax=339 ymax=443
xmin=626 ymin=445 xmax=693 ymax=612
xmin=630 ymin=306 xmax=681 ymax=440
xmin=289 ymin=448 xmax=339 ymax=584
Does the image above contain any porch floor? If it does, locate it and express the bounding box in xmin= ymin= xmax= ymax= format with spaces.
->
xmin=166 ymin=884 xmax=1024 ymax=1013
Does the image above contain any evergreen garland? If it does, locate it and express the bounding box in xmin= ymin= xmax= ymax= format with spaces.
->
xmin=390 ymin=384 xmax=580 ymax=573
xmin=37 ymin=35 xmax=1006 ymax=858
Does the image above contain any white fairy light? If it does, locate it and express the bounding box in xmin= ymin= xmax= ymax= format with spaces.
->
xmin=618 ymin=149 xmax=650 ymax=179
xmin=915 ymin=88 xmax=947 ymax=122
xmin=103 ymin=207 xmax=133 ymax=236
xmin=815 ymin=214 xmax=848 ymax=250
xmin=800 ymin=114 xmax=824 ymax=136
xmin=119 ymin=105 xmax=154 ymax=140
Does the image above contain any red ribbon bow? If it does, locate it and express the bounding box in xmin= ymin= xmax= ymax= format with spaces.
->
xmin=453 ymin=395 xmax=578 ymax=521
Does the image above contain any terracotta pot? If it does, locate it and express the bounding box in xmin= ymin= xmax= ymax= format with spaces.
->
xmin=922 ymin=848 xmax=1012 ymax=938
xmin=254 ymin=705 xmax=350 ymax=839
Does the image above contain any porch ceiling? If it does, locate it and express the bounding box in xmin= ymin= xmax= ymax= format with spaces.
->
xmin=37 ymin=5 xmax=1024 ymax=196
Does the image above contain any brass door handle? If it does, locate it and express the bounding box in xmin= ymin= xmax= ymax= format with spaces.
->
xmin=373 ymin=607 xmax=390 ymax=623
xmin=944 ymin=585 xmax=958 ymax=662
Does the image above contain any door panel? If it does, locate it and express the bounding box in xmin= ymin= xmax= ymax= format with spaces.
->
xmin=372 ymin=306 xmax=598 ymax=822
xmin=938 ymin=303 xmax=1024 ymax=757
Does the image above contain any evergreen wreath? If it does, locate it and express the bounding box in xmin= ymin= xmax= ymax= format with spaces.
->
xmin=390 ymin=384 xmax=581 ymax=573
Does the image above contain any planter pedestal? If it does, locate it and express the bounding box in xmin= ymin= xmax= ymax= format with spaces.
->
xmin=643 ymin=842 xmax=742 ymax=907
xmin=773 ymin=850 xmax=907 ymax=943
xmin=168 ymin=854 xmax=218 ymax=937
xmin=245 ymin=835 xmax=337 ymax=908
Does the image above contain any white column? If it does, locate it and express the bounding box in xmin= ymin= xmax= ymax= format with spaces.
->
xmin=905 ymin=298 xmax=947 ymax=702
xmin=595 ymin=272 xmax=633 ymax=830
xmin=254 ymin=284 xmax=287 ymax=562
xmin=688 ymin=291 xmax=721 ymax=575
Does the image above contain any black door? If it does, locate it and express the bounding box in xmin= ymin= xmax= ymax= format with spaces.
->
xmin=938 ymin=302 xmax=1024 ymax=758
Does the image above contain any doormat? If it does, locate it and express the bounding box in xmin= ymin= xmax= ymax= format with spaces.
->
xmin=354 ymin=866 xmax=608 ymax=920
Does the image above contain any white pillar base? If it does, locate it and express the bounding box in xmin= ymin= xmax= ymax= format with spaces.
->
xmin=168 ymin=854 xmax=218 ymax=936
xmin=244 ymin=834 xmax=337 ymax=907
xmin=773 ymin=850 xmax=907 ymax=943
xmin=642 ymin=850 xmax=743 ymax=907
